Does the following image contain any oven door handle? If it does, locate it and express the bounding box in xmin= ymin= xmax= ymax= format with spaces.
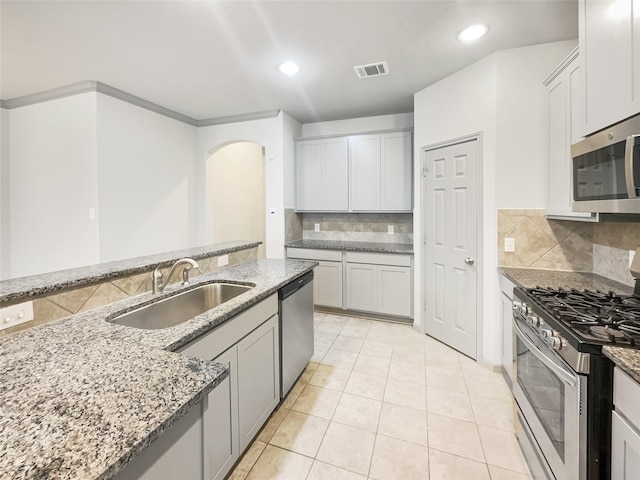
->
xmin=512 ymin=317 xmax=578 ymax=388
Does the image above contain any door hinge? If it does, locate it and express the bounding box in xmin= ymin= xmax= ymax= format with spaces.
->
xmin=422 ymin=166 xmax=428 ymax=177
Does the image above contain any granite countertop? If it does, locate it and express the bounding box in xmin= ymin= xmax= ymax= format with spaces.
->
xmin=286 ymin=239 xmax=414 ymax=254
xmin=499 ymin=267 xmax=640 ymax=384
xmin=499 ymin=267 xmax=634 ymax=295
xmin=0 ymin=240 xmax=261 ymax=305
xmin=0 ymin=258 xmax=316 ymax=480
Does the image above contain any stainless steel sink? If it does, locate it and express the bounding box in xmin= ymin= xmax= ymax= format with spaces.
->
xmin=110 ymin=283 xmax=253 ymax=330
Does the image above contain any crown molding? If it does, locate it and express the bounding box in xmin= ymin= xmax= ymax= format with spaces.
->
xmin=196 ymin=110 xmax=281 ymax=127
xmin=1 ymin=81 xmax=281 ymax=127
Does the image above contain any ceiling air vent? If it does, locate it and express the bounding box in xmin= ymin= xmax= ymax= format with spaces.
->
xmin=353 ymin=61 xmax=389 ymax=79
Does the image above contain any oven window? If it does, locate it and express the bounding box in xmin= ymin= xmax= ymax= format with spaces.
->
xmin=516 ymin=336 xmax=565 ymax=461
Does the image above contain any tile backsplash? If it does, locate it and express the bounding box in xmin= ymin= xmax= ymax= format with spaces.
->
xmin=301 ymin=213 xmax=413 ymax=244
xmin=498 ymin=209 xmax=640 ymax=287
xmin=0 ymin=247 xmax=258 ymax=338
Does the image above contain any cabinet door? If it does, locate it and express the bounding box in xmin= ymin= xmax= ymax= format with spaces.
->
xmin=580 ymin=0 xmax=638 ymax=135
xmin=345 ymin=263 xmax=377 ymax=312
xmin=501 ymin=292 xmax=513 ymax=381
xmin=322 ymin=138 xmax=349 ymax=211
xmin=350 ymin=135 xmax=381 ymax=211
xmin=378 ymin=265 xmax=411 ymax=317
xmin=296 ymin=140 xmax=323 ymax=211
xmin=612 ymin=410 xmax=640 ymax=480
xmin=314 ymin=261 xmax=343 ymax=308
xmin=208 ymin=348 xmax=239 ymax=480
xmin=545 ymin=53 xmax=594 ymax=221
xmin=380 ymin=132 xmax=412 ymax=211
xmin=237 ymin=315 xmax=279 ymax=451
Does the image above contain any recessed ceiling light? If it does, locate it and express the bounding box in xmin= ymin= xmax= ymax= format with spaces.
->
xmin=457 ymin=24 xmax=488 ymax=43
xmin=279 ymin=61 xmax=301 ymax=76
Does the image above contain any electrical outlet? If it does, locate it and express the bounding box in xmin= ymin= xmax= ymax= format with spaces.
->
xmin=0 ymin=301 xmax=34 ymax=331
xmin=218 ymin=254 xmax=229 ymax=267
xmin=314 ymin=224 xmax=320 ymax=232
xmin=504 ymin=237 xmax=515 ymax=253
xmin=388 ymin=225 xmax=395 ymax=234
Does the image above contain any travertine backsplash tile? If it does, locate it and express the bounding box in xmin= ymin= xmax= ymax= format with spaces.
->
xmin=593 ymin=222 xmax=640 ymax=286
xmin=302 ymin=213 xmax=413 ymax=244
xmin=498 ymin=209 xmax=593 ymax=271
xmin=498 ymin=209 xmax=640 ymax=287
xmin=285 ymin=208 xmax=303 ymax=242
xmin=0 ymin=246 xmax=260 ymax=338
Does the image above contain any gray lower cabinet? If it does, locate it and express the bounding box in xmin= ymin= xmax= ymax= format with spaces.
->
xmin=499 ymin=274 xmax=516 ymax=382
xmin=114 ymin=295 xmax=279 ymax=480
xmin=612 ymin=367 xmax=640 ymax=480
xmin=114 ymin=399 xmax=204 ymax=480
xmin=314 ymin=261 xmax=343 ymax=308
xmin=236 ymin=317 xmax=280 ymax=451
xmin=345 ymin=258 xmax=412 ymax=318
xmin=286 ymin=247 xmax=413 ymax=318
xmin=178 ymin=295 xmax=279 ymax=480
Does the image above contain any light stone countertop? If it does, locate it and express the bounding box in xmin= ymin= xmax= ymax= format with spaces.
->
xmin=0 ymin=258 xmax=317 ymax=480
xmin=0 ymin=240 xmax=261 ymax=305
xmin=286 ymin=239 xmax=414 ymax=254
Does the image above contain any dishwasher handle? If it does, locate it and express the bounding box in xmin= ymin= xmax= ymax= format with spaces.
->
xmin=279 ymin=271 xmax=314 ymax=300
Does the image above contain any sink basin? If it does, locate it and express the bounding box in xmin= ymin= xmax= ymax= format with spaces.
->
xmin=110 ymin=283 xmax=253 ymax=330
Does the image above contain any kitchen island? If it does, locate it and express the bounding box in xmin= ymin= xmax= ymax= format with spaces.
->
xmin=0 ymin=258 xmax=316 ymax=480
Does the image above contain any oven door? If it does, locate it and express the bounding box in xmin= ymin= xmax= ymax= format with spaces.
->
xmin=512 ymin=316 xmax=586 ymax=480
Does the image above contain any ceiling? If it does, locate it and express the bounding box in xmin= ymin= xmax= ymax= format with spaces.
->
xmin=0 ymin=0 xmax=578 ymax=124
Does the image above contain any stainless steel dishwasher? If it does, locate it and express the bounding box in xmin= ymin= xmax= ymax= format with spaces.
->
xmin=278 ymin=271 xmax=314 ymax=398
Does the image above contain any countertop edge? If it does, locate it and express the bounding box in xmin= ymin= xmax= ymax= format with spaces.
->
xmin=0 ymin=241 xmax=261 ymax=305
xmin=285 ymin=240 xmax=414 ymax=254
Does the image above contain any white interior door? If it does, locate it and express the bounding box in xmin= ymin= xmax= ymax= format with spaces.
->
xmin=424 ymin=139 xmax=478 ymax=359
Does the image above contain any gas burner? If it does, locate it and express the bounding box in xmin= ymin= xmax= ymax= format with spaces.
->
xmin=525 ymin=286 xmax=640 ymax=347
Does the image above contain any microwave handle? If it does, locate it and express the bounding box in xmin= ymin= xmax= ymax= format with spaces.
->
xmin=625 ymin=135 xmax=640 ymax=198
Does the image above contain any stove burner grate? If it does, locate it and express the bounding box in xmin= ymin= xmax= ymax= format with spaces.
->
xmin=525 ymin=286 xmax=640 ymax=347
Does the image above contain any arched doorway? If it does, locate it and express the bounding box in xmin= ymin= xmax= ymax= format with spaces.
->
xmin=206 ymin=141 xmax=266 ymax=258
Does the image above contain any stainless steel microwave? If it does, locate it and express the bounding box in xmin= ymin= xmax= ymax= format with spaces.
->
xmin=572 ymin=114 xmax=640 ymax=213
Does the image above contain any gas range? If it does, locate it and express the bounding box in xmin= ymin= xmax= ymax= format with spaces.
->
xmin=514 ymin=286 xmax=640 ymax=356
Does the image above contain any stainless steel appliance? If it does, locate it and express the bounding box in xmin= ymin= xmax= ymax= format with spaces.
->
xmin=572 ymin=114 xmax=640 ymax=213
xmin=278 ymin=271 xmax=314 ymax=398
xmin=511 ymin=281 xmax=640 ymax=480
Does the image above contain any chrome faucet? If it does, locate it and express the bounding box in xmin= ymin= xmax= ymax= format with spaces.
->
xmin=152 ymin=258 xmax=199 ymax=294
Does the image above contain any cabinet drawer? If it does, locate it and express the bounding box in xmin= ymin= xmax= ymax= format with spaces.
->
xmin=614 ymin=367 xmax=640 ymax=429
xmin=345 ymin=251 xmax=411 ymax=267
xmin=287 ymin=248 xmax=342 ymax=262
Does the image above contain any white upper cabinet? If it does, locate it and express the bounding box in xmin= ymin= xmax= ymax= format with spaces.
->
xmin=295 ymin=137 xmax=348 ymax=211
xmin=349 ymin=134 xmax=382 ymax=211
xmin=579 ymin=0 xmax=640 ymax=136
xmin=381 ymin=132 xmax=413 ymax=211
xmin=295 ymin=130 xmax=412 ymax=213
xmin=350 ymin=131 xmax=412 ymax=212
xmin=544 ymin=48 xmax=595 ymax=221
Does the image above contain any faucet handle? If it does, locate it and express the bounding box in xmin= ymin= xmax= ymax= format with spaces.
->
xmin=181 ymin=264 xmax=194 ymax=286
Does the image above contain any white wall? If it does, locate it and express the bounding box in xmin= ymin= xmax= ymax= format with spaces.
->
xmin=8 ymin=93 xmax=100 ymax=277
xmin=96 ymin=94 xmax=198 ymax=262
xmin=301 ymin=112 xmax=414 ymax=137
xmin=197 ymin=113 xmax=286 ymax=259
xmin=0 ymin=107 xmax=10 ymax=279
xmin=414 ymin=40 xmax=575 ymax=367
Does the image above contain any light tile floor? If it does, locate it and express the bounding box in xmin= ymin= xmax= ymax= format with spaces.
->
xmin=229 ymin=312 xmax=532 ymax=480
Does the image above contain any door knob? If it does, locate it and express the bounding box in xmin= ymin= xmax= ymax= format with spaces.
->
xmin=464 ymin=257 xmax=475 ymax=265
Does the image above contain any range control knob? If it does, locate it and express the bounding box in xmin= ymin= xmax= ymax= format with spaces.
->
xmin=546 ymin=336 xmax=562 ymax=350
xmin=540 ymin=328 xmax=554 ymax=339
xmin=526 ymin=315 xmax=540 ymax=327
